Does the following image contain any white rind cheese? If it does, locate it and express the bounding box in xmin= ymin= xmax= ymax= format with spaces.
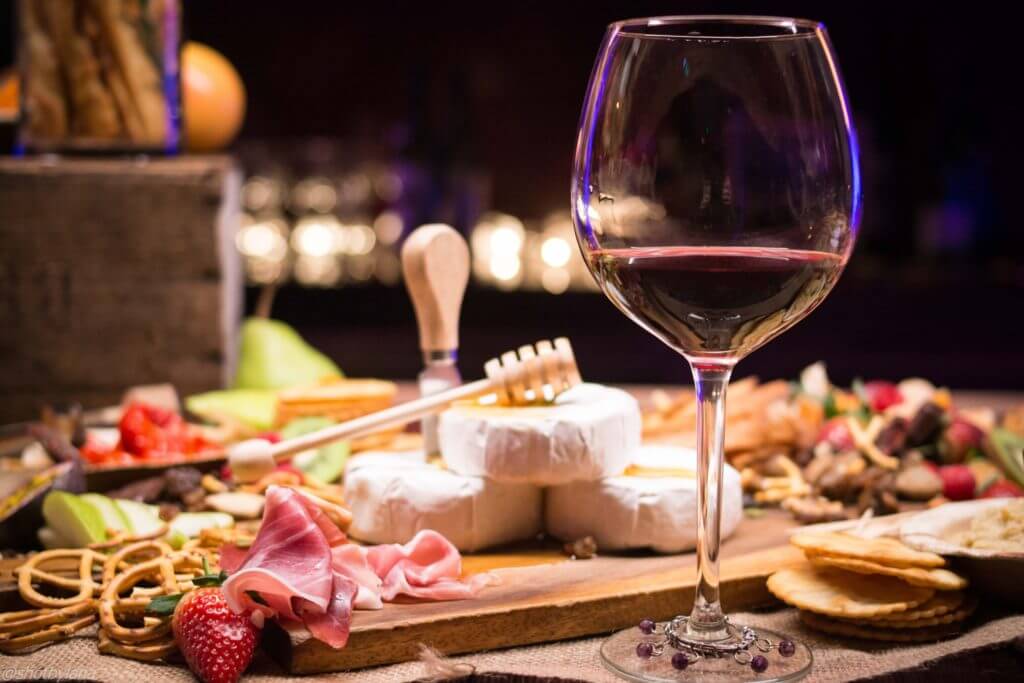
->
xmin=343 ymin=450 xmax=542 ymax=552
xmin=438 ymin=383 xmax=641 ymax=485
xmin=545 ymin=445 xmax=743 ymax=553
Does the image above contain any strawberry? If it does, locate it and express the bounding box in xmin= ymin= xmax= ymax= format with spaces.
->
xmin=172 ymin=587 xmax=259 ymax=683
xmin=149 ymin=575 xmax=260 ymax=683
xmin=817 ymin=417 xmax=855 ymax=451
xmin=863 ymin=381 xmax=903 ymax=413
xmin=938 ymin=464 xmax=976 ymax=501
xmin=980 ymin=480 xmax=1024 ymax=499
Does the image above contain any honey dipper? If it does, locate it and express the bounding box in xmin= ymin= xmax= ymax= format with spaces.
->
xmin=229 ymin=338 xmax=582 ymax=483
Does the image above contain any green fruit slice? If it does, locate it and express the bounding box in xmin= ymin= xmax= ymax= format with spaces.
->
xmin=990 ymin=429 xmax=1024 ymax=487
xmin=185 ymin=389 xmax=279 ymax=431
xmin=232 ymin=318 xmax=343 ymax=391
xmin=81 ymin=494 xmax=131 ymax=534
xmin=42 ymin=491 xmax=107 ymax=547
xmin=115 ymin=499 xmax=165 ymax=536
xmin=281 ymin=417 xmax=350 ymax=484
xmin=168 ymin=512 xmax=234 ymax=540
xmin=38 ymin=526 xmax=73 ymax=550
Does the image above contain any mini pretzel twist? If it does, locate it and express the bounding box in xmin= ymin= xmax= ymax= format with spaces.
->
xmin=99 ymin=552 xmax=205 ymax=643
xmin=17 ymin=549 xmax=106 ymax=608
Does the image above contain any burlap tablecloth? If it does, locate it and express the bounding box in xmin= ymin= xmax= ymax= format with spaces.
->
xmin=3 ymin=607 xmax=1022 ymax=682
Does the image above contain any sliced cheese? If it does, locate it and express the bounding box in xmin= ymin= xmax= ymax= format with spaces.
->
xmin=343 ymin=450 xmax=542 ymax=552
xmin=545 ymin=445 xmax=743 ymax=554
xmin=438 ymin=383 xmax=640 ymax=485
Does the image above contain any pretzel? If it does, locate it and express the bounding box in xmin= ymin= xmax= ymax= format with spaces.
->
xmin=17 ymin=549 xmax=106 ymax=608
xmin=99 ymin=552 xmax=203 ymax=643
xmin=98 ymin=630 xmax=177 ymax=662
xmin=88 ymin=523 xmax=170 ymax=551
xmin=0 ymin=603 xmax=97 ymax=653
xmin=0 ymin=601 xmax=96 ymax=641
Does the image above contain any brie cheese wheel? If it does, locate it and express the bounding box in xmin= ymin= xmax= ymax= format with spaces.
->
xmin=343 ymin=450 xmax=542 ymax=552
xmin=545 ymin=445 xmax=743 ymax=554
xmin=438 ymin=383 xmax=641 ymax=485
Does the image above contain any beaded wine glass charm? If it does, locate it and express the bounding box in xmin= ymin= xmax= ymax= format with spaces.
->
xmin=632 ymin=617 xmax=798 ymax=676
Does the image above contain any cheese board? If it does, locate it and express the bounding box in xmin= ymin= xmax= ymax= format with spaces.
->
xmin=0 ymin=513 xmax=800 ymax=671
xmin=263 ymin=513 xmax=800 ymax=673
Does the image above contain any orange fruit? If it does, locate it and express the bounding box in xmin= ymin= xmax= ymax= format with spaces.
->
xmin=182 ymin=42 xmax=246 ymax=152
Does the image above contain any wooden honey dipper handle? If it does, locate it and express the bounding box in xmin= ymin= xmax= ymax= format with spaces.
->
xmin=255 ymin=338 xmax=581 ymax=464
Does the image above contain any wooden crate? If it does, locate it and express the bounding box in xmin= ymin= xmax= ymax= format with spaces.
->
xmin=0 ymin=156 xmax=243 ymax=422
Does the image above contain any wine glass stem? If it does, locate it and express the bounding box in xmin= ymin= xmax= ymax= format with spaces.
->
xmin=686 ymin=361 xmax=734 ymax=640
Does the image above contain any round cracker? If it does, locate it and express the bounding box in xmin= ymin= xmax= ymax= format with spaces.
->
xmin=849 ymin=597 xmax=977 ymax=628
xmin=807 ymin=554 xmax=967 ymax=591
xmin=791 ymin=532 xmax=945 ymax=568
xmin=767 ymin=565 xmax=934 ymax=618
xmin=799 ymin=610 xmax=963 ymax=642
xmin=855 ymin=591 xmax=965 ymax=622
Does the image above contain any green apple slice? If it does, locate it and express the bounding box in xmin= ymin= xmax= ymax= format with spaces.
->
xmin=168 ymin=512 xmax=234 ymax=541
xmin=281 ymin=417 xmax=350 ymax=484
xmin=42 ymin=491 xmax=107 ymax=547
xmin=38 ymin=526 xmax=73 ymax=550
xmin=115 ymin=499 xmax=165 ymax=536
xmin=81 ymin=494 xmax=131 ymax=534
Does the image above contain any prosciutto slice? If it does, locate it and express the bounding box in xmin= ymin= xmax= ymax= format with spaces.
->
xmin=365 ymin=530 xmax=493 ymax=602
xmin=220 ymin=486 xmax=488 ymax=649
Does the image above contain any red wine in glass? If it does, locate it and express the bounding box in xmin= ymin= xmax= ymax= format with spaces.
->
xmin=589 ymin=246 xmax=845 ymax=361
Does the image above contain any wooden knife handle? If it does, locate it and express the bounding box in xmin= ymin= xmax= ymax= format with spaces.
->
xmin=401 ymin=224 xmax=470 ymax=353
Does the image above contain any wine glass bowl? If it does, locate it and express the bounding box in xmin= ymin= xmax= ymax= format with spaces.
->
xmin=572 ymin=15 xmax=860 ymax=681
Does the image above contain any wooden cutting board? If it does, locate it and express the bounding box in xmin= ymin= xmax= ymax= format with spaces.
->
xmin=0 ymin=513 xmax=801 ymax=672
xmin=263 ymin=513 xmax=802 ymax=673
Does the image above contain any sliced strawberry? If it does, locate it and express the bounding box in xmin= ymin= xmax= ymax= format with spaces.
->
xmin=817 ymin=417 xmax=855 ymax=451
xmin=864 ymin=381 xmax=903 ymax=413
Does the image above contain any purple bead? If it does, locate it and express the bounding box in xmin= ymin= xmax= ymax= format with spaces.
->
xmin=751 ymin=654 xmax=769 ymax=673
xmin=671 ymin=652 xmax=689 ymax=670
xmin=638 ymin=618 xmax=656 ymax=635
xmin=636 ymin=642 xmax=654 ymax=659
xmin=778 ymin=639 xmax=796 ymax=657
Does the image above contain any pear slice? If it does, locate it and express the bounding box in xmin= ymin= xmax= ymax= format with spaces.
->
xmin=232 ymin=318 xmax=343 ymax=391
xmin=81 ymin=494 xmax=131 ymax=535
xmin=185 ymin=388 xmax=279 ymax=431
xmin=115 ymin=499 xmax=165 ymax=536
xmin=42 ymin=491 xmax=107 ymax=547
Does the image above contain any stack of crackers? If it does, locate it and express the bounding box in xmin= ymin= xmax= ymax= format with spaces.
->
xmin=276 ymin=379 xmax=398 ymax=425
xmin=768 ymin=532 xmax=975 ymax=642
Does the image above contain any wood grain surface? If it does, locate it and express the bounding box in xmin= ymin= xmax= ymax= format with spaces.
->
xmin=263 ymin=513 xmax=802 ymax=673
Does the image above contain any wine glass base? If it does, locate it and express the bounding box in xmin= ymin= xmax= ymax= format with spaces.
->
xmin=600 ymin=619 xmax=812 ymax=682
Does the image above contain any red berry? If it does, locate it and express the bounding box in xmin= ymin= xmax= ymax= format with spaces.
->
xmin=864 ymin=381 xmax=903 ymax=413
xmin=172 ymin=588 xmax=260 ymax=683
xmin=981 ymin=480 xmax=1024 ymax=499
xmin=818 ymin=418 xmax=855 ymax=451
xmin=945 ymin=418 xmax=985 ymax=460
xmin=938 ymin=465 xmax=976 ymax=501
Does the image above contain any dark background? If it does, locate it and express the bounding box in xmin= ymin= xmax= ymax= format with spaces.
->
xmin=3 ymin=1 xmax=1021 ymax=390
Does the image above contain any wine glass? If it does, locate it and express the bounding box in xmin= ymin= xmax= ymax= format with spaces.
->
xmin=572 ymin=15 xmax=860 ymax=682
